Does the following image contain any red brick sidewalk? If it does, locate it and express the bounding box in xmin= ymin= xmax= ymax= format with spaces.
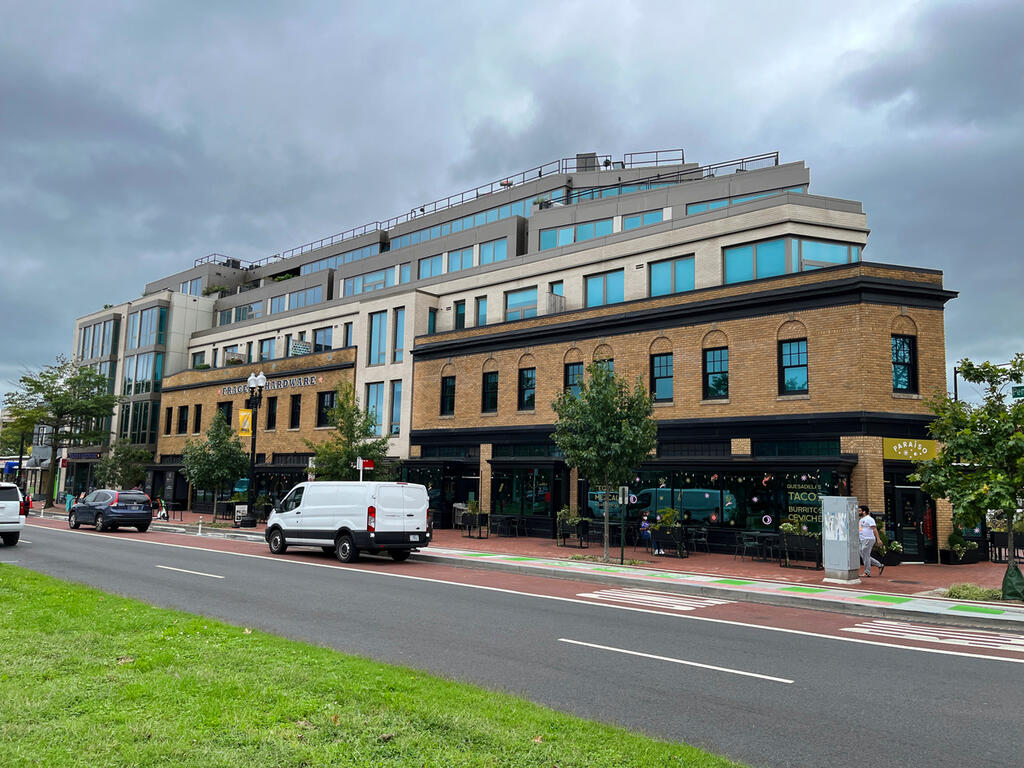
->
xmin=40 ymin=504 xmax=1007 ymax=595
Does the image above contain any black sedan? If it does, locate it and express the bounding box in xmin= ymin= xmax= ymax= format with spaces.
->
xmin=69 ymin=489 xmax=153 ymax=532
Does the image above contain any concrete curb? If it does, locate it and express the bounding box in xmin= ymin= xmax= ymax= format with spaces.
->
xmin=33 ymin=510 xmax=1024 ymax=632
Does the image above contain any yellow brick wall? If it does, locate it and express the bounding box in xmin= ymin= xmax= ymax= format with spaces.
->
xmin=155 ymin=349 xmax=356 ymax=460
xmin=731 ymin=438 xmax=752 ymax=455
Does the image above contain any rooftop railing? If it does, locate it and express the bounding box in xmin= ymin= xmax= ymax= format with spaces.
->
xmin=195 ymin=149 xmax=774 ymax=271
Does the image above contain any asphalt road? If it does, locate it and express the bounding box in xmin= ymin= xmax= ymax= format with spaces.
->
xmin=6 ymin=526 xmax=1022 ymax=768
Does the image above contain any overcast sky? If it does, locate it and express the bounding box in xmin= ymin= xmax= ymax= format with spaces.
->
xmin=1 ymin=0 xmax=1021 ymax=403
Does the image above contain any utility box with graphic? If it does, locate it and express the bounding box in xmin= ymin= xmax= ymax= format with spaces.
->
xmin=821 ymin=496 xmax=860 ymax=583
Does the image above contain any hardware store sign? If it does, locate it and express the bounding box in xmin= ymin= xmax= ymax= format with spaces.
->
xmin=221 ymin=375 xmax=325 ymax=395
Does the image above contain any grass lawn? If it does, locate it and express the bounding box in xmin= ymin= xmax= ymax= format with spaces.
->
xmin=0 ymin=566 xmax=743 ymax=767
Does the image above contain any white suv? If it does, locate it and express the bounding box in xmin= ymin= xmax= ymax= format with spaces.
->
xmin=0 ymin=482 xmax=28 ymax=546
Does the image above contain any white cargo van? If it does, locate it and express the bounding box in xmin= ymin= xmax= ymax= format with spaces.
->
xmin=264 ymin=481 xmax=431 ymax=563
xmin=0 ymin=482 xmax=28 ymax=546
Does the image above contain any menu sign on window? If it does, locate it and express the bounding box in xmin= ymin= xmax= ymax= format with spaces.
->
xmin=785 ymin=478 xmax=822 ymax=527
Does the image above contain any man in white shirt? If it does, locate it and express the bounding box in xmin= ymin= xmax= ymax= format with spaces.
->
xmin=858 ymin=505 xmax=885 ymax=577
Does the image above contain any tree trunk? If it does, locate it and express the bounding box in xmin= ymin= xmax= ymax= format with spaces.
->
xmin=1009 ymin=518 xmax=1016 ymax=569
xmin=602 ymin=486 xmax=610 ymax=562
xmin=44 ymin=437 xmax=60 ymax=510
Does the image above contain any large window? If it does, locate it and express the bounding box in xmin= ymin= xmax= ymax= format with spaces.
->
xmin=343 ymin=268 xmax=394 ymax=297
xmin=505 ymin=288 xmax=537 ymax=321
xmin=623 ymin=209 xmax=663 ymax=230
xmin=447 ymin=247 xmax=473 ymax=273
xmin=366 ymin=382 xmax=384 ymax=436
xmin=418 ymin=254 xmax=443 ymax=279
xmin=343 ymin=322 xmax=353 ymax=347
xmin=476 ymin=297 xmax=487 ymax=327
xmin=126 ymin=312 xmax=139 ymax=349
xmin=218 ymin=309 xmax=233 ymax=327
xmin=123 ymin=352 xmax=163 ymax=395
xmin=299 ymin=242 xmax=380 ymax=275
xmin=440 ymin=376 xmax=456 ymax=416
xmin=454 ymin=300 xmax=466 ymax=330
xmin=778 ymin=339 xmax=808 ymax=395
xmin=564 ymin=362 xmax=583 ymax=397
xmin=399 ymin=263 xmax=411 ymax=283
xmin=288 ymin=286 xmax=322 ymax=310
xmin=191 ymin=351 xmax=206 ymax=368
xmin=518 ymin=368 xmax=536 ymax=410
xmin=313 ymin=327 xmax=332 ymax=353
xmin=481 ymin=371 xmax=498 ymax=413
xmin=725 ymin=239 xmax=786 ymax=284
xmin=539 ymin=219 xmax=613 ymax=250
xmin=585 ymin=269 xmax=624 ymax=308
xmin=316 ymin=391 xmax=336 ymax=428
xmin=427 ymin=308 xmax=437 ymax=334
xmin=235 ymin=302 xmax=262 ymax=323
xmin=393 ymin=308 xmax=405 ymax=362
xmin=650 ymin=353 xmax=673 ymax=402
xmin=703 ymin=348 xmax=729 ymax=399
xmin=270 ymin=295 xmax=286 ymax=314
xmin=389 ymin=380 xmax=402 ymax=435
xmin=368 ymin=311 xmax=387 ymax=365
xmin=176 ymin=405 xmax=189 ymax=435
xmin=650 ymin=256 xmax=695 ymax=297
xmin=796 ymin=239 xmax=860 ymax=270
xmin=180 ymin=277 xmax=203 ymax=295
xmin=289 ymin=394 xmax=301 ymax=429
xmin=479 ymin=238 xmax=507 ymax=265
xmin=258 ymin=338 xmax=275 ymax=362
xmin=192 ymin=404 xmax=202 ymax=433
xmin=892 ymin=335 xmax=918 ymax=393
xmin=127 ymin=306 xmax=166 ymax=348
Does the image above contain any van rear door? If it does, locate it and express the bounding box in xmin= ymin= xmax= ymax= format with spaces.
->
xmin=402 ymin=485 xmax=428 ymax=533
xmin=373 ymin=485 xmax=405 ymax=535
xmin=0 ymin=486 xmax=21 ymax=525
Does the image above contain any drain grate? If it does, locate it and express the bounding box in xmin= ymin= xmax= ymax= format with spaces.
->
xmin=890 ymin=580 xmax=921 ymax=585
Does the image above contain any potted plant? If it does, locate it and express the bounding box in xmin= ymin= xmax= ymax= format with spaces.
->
xmin=875 ymin=530 xmax=903 ymax=566
xmin=556 ymin=506 xmax=587 ymax=546
xmin=941 ymin=530 xmax=982 ymax=564
xmin=779 ymin=522 xmax=822 ymax=568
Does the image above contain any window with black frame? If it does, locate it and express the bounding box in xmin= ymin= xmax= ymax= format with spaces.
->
xmin=440 ymin=376 xmax=456 ymax=415
xmin=564 ymin=362 xmax=583 ymax=397
xmin=316 ymin=390 xmax=336 ymax=428
xmin=650 ymin=353 xmax=673 ymax=402
xmin=778 ymin=339 xmax=808 ymax=394
xmin=891 ymin=335 xmax=918 ymax=393
xmin=518 ymin=368 xmax=536 ymax=410
xmin=703 ymin=347 xmax=729 ymax=399
xmin=481 ymin=371 xmax=498 ymax=413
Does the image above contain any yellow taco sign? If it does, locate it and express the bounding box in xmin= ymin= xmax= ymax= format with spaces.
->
xmin=883 ymin=438 xmax=938 ymax=461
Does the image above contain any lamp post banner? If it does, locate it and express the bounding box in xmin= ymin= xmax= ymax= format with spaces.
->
xmin=238 ymin=408 xmax=252 ymax=437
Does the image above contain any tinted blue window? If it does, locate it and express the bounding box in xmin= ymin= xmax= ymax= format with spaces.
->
xmin=441 ymin=223 xmax=450 ymax=236
xmin=510 ymin=201 xmax=524 ymax=217
xmin=474 ymin=212 xmax=486 ymax=227
xmin=624 ymin=214 xmax=643 ymax=230
xmin=430 ymin=226 xmax=441 ymax=239
xmin=674 ymin=257 xmax=694 ymax=292
xmin=642 ymin=210 xmax=663 ymax=226
xmin=369 ymin=312 xmax=387 ymax=365
xmin=851 ymin=246 xmax=860 ymax=262
xmin=505 ymin=288 xmax=537 ymax=321
xmin=621 ymin=184 xmax=638 ymax=194
xmin=540 ymin=229 xmax=557 ymax=250
xmin=601 ymin=187 xmax=619 ymax=198
xmin=556 ymin=227 xmax=574 ymax=247
xmin=400 ymin=263 xmax=411 ymax=283
xmin=650 ymin=261 xmax=672 ymax=297
xmin=607 ymin=270 xmax=624 ymax=303
xmin=486 ymin=208 xmax=498 ymax=223
xmin=725 ymin=245 xmax=754 ymax=283
xmin=499 ymin=204 xmax=511 ymax=219
xmin=801 ymin=240 xmax=849 ymax=264
xmin=708 ymin=199 xmax=729 ymax=210
xmin=576 ymin=222 xmax=595 ymax=242
xmin=480 ymin=238 xmax=507 ymax=265
xmin=756 ymin=239 xmax=786 ymax=278
xmin=585 ymin=275 xmax=603 ymax=308
xmin=452 ymin=219 xmax=462 ymax=233
xmin=595 ymin=219 xmax=613 ymax=237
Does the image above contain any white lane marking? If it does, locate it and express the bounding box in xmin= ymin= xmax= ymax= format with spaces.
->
xmin=28 ymin=523 xmax=1024 ymax=665
xmin=842 ymin=620 xmax=1024 ymax=653
xmin=155 ymin=564 xmax=224 ymax=579
xmin=577 ymin=587 xmax=733 ymax=611
xmin=19 ymin=540 xmax=31 ymax=544
xmin=559 ymin=638 xmax=794 ymax=684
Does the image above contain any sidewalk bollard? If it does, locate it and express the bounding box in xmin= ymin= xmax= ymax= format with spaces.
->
xmin=197 ymin=517 xmax=203 ymax=536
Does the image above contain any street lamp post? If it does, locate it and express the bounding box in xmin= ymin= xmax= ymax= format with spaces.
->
xmin=242 ymin=370 xmax=267 ymax=528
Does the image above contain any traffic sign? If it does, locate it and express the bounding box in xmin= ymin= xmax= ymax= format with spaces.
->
xmin=1012 ymin=385 xmax=1024 ymax=399
xmin=618 ymin=486 xmax=629 ymax=505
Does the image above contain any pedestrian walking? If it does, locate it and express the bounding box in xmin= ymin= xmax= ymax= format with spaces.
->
xmin=858 ymin=505 xmax=884 ymax=577
xmin=639 ymin=512 xmax=652 ymax=552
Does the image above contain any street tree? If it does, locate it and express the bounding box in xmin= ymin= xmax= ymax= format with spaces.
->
xmin=0 ymin=410 xmax=36 ymax=468
xmin=306 ymin=381 xmax=392 ymax=481
xmin=2 ymin=356 xmax=118 ymax=507
xmin=93 ymin=439 xmax=153 ymax=490
xmin=552 ymin=362 xmax=657 ymax=561
xmin=911 ymin=354 xmax=1024 ymax=601
xmin=181 ymin=409 xmax=249 ymax=518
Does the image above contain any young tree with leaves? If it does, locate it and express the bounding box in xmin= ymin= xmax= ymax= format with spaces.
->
xmin=181 ymin=409 xmax=250 ymax=518
xmin=92 ymin=439 xmax=153 ymax=490
xmin=306 ymin=381 xmax=392 ymax=481
xmin=3 ymin=356 xmax=119 ymax=508
xmin=552 ymin=362 xmax=657 ymax=562
xmin=911 ymin=354 xmax=1024 ymax=601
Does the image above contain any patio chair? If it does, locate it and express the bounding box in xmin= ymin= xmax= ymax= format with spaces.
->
xmin=734 ymin=532 xmax=759 ymax=561
xmin=689 ymin=526 xmax=710 ymax=553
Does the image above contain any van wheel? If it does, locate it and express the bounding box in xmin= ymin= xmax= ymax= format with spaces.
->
xmin=390 ymin=549 xmax=411 ymax=562
xmin=1 ymin=533 xmax=18 ymax=547
xmin=268 ymin=529 xmax=287 ymax=554
xmin=335 ymin=534 xmax=359 ymax=563
xmin=69 ymin=511 xmax=80 ymax=529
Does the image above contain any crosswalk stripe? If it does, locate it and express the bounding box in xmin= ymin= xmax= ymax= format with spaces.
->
xmin=577 ymin=588 xmax=733 ymax=612
xmin=842 ymin=619 xmax=1024 ymax=653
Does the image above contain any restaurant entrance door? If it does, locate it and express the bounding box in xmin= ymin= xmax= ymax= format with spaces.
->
xmin=892 ymin=486 xmax=937 ymax=562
